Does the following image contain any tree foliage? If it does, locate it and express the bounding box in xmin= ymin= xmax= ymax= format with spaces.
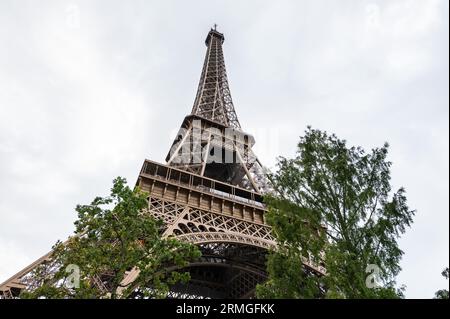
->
xmin=21 ymin=177 xmax=201 ymax=299
xmin=434 ymin=267 xmax=449 ymax=299
xmin=257 ymin=128 xmax=414 ymax=299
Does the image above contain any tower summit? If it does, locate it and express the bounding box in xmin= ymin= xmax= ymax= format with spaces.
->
xmin=166 ymin=27 xmax=272 ymax=194
xmin=193 ymin=28 xmax=240 ymax=129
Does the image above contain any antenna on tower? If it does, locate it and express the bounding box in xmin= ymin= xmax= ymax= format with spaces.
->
xmin=213 ymin=23 xmax=217 ymax=31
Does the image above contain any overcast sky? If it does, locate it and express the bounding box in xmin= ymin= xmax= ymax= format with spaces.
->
xmin=0 ymin=0 xmax=448 ymax=298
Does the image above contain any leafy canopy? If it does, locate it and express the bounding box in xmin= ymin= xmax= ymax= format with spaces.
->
xmin=434 ymin=267 xmax=449 ymax=299
xmin=21 ymin=177 xmax=200 ymax=299
xmin=257 ymin=128 xmax=414 ymax=299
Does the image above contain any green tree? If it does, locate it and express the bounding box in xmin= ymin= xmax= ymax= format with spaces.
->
xmin=21 ymin=177 xmax=201 ymax=299
xmin=434 ymin=267 xmax=449 ymax=299
xmin=257 ymin=128 xmax=414 ymax=299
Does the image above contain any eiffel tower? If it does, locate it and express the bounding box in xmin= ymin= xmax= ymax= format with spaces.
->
xmin=0 ymin=28 xmax=324 ymax=299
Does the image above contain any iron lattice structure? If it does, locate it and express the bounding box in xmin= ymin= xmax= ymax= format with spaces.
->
xmin=0 ymin=28 xmax=325 ymax=299
xmin=191 ymin=30 xmax=241 ymax=129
